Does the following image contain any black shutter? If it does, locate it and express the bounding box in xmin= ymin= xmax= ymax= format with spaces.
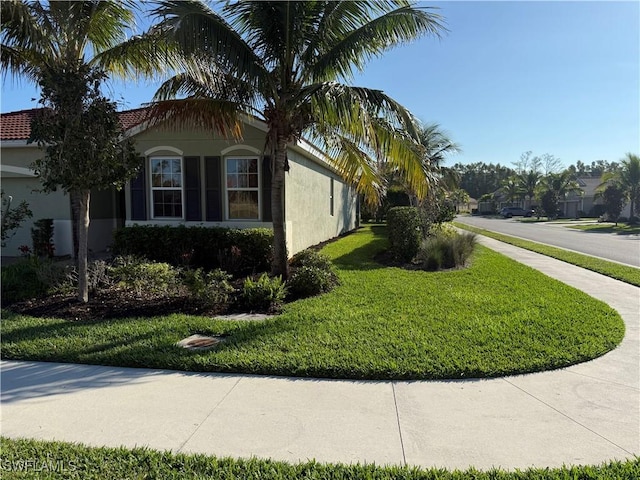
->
xmin=262 ymin=156 xmax=272 ymax=222
xmin=184 ymin=156 xmax=202 ymax=221
xmin=130 ymin=157 xmax=146 ymax=220
xmin=205 ymin=156 xmax=222 ymax=221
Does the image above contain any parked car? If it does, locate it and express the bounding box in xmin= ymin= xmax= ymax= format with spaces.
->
xmin=499 ymin=207 xmax=533 ymax=218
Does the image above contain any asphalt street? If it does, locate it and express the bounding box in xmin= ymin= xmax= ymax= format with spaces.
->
xmin=455 ymin=216 xmax=640 ymax=267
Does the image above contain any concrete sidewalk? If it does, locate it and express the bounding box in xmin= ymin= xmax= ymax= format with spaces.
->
xmin=1 ymin=235 xmax=639 ymax=470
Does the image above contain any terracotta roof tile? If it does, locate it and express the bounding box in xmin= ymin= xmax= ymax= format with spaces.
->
xmin=0 ymin=108 xmax=39 ymax=141
xmin=0 ymin=106 xmax=151 ymax=141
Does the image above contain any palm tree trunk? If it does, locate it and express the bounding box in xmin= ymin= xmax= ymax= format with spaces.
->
xmin=271 ymin=136 xmax=289 ymax=279
xmin=77 ymin=189 xmax=90 ymax=303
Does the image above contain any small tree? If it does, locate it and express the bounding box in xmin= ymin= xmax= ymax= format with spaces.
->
xmin=601 ymin=184 xmax=625 ymax=225
xmin=1 ymin=190 xmax=33 ymax=248
xmin=540 ymin=190 xmax=559 ymax=219
xmin=30 ymin=64 xmax=140 ymax=302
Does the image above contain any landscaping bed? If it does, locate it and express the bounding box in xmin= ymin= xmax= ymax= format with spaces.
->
xmin=1 ymin=225 xmax=625 ymax=380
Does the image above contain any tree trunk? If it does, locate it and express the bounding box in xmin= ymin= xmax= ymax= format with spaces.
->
xmin=271 ymin=136 xmax=289 ymax=279
xmin=77 ymin=189 xmax=90 ymax=303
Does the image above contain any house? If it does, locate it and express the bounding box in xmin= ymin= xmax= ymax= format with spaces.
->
xmin=560 ymin=176 xmax=632 ymax=218
xmin=1 ymin=108 xmax=358 ymax=258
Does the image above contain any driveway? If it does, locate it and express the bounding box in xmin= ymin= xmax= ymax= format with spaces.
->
xmin=456 ymin=216 xmax=640 ymax=267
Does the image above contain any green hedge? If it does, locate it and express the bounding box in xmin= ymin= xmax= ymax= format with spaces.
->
xmin=386 ymin=206 xmax=422 ymax=262
xmin=112 ymin=225 xmax=273 ymax=276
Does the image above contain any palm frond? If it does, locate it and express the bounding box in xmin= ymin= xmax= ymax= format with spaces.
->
xmin=152 ymin=0 xmax=273 ymax=95
xmin=93 ymin=28 xmax=181 ymax=79
xmin=307 ymin=3 xmax=445 ymax=82
xmin=144 ymin=98 xmax=245 ymax=141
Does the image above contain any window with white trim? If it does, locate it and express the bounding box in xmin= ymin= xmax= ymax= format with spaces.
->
xmin=226 ymin=157 xmax=259 ymax=220
xmin=150 ymin=157 xmax=183 ymax=218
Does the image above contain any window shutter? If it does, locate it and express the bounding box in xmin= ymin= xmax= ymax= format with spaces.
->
xmin=262 ymin=156 xmax=272 ymax=222
xmin=130 ymin=157 xmax=146 ymax=221
xmin=184 ymin=156 xmax=201 ymax=221
xmin=205 ymin=156 xmax=222 ymax=221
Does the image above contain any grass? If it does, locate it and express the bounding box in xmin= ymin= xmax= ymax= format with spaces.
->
xmin=2 ymin=437 xmax=639 ymax=479
xmin=566 ymin=223 xmax=640 ymax=235
xmin=1 ymin=225 xmax=625 ymax=380
xmin=453 ymin=222 xmax=640 ymax=287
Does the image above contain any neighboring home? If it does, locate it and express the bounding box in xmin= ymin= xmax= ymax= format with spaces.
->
xmin=489 ymin=175 xmax=630 ymax=218
xmin=1 ymin=108 xmax=358 ymax=258
xmin=458 ymin=197 xmax=478 ymax=213
xmin=565 ymin=176 xmax=631 ymax=218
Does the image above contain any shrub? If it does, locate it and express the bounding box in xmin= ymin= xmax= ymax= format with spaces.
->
xmin=183 ymin=268 xmax=235 ymax=306
xmin=33 ymin=259 xmax=71 ymax=294
xmin=387 ymin=206 xmax=423 ymax=262
xmin=287 ymin=266 xmax=336 ymax=299
xmin=288 ymin=249 xmax=338 ymax=299
xmin=110 ymin=255 xmax=179 ymax=297
xmin=1 ymin=258 xmax=49 ymax=303
xmin=112 ymin=226 xmax=273 ymax=276
xmin=415 ymin=232 xmax=477 ymax=271
xmin=31 ymin=218 xmax=55 ymax=258
xmin=1 ymin=190 xmax=32 ymax=248
xmin=64 ymin=259 xmax=114 ymax=295
xmin=290 ymin=249 xmax=334 ymax=271
xmin=240 ymin=273 xmax=287 ymax=312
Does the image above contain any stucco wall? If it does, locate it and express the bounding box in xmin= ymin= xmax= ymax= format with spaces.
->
xmin=124 ymin=125 xmax=358 ymax=256
xmin=285 ymin=148 xmax=357 ymax=254
xmin=125 ymin=122 xmax=268 ymax=229
xmin=1 ymin=145 xmax=123 ymax=256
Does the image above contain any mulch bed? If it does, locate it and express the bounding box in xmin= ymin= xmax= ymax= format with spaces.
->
xmin=7 ymin=290 xmax=231 ymax=322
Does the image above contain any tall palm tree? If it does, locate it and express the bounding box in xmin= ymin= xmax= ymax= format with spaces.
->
xmin=601 ymin=153 xmax=640 ymax=220
xmin=145 ymin=0 xmax=446 ymax=278
xmin=1 ymin=0 xmax=165 ymax=302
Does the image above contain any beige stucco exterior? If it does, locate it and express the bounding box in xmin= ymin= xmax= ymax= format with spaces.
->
xmin=284 ymin=147 xmax=357 ymax=254
xmin=1 ymin=143 xmax=125 ymax=256
xmin=2 ymin=115 xmax=358 ymax=258
xmin=123 ymin=120 xmax=358 ymax=256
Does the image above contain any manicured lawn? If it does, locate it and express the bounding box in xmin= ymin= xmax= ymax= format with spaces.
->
xmin=2 ymin=437 xmax=639 ymax=480
xmin=454 ymin=222 xmax=640 ymax=287
xmin=1 ymin=225 xmax=624 ymax=380
xmin=566 ymin=223 xmax=640 ymax=235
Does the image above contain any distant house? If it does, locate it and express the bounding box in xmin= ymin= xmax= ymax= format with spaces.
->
xmin=0 ymin=108 xmax=358 ymax=257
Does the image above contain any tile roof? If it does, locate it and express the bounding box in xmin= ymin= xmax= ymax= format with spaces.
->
xmin=0 ymin=106 xmax=150 ymax=141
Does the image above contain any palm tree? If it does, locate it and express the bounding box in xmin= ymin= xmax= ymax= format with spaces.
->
xmin=449 ymin=189 xmax=470 ymax=213
xmin=1 ymin=0 xmax=164 ymax=302
xmin=391 ymin=122 xmax=460 ymax=206
xmin=601 ymin=153 xmax=640 ymax=220
xmin=537 ymin=170 xmax=581 ymax=218
xmin=516 ymin=170 xmax=541 ymax=209
xmin=500 ymin=176 xmax=523 ymax=206
xmin=144 ymin=0 xmax=446 ymax=278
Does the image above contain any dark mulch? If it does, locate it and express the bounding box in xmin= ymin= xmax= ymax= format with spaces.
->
xmin=7 ymin=289 xmax=231 ymax=322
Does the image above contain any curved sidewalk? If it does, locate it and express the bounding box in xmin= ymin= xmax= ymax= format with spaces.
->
xmin=1 ymin=235 xmax=638 ymax=471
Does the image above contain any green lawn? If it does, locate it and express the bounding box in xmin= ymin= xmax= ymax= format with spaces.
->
xmin=2 ymin=437 xmax=639 ymax=480
xmin=1 ymin=225 xmax=624 ymax=380
xmin=566 ymin=223 xmax=640 ymax=235
xmin=453 ymin=222 xmax=640 ymax=287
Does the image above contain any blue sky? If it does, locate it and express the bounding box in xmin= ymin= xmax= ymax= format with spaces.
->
xmin=1 ymin=1 xmax=638 ymax=168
